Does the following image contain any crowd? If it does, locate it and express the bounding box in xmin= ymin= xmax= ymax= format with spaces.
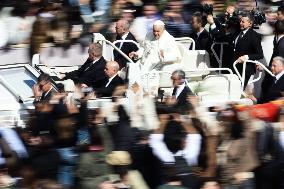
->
xmin=0 ymin=0 xmax=283 ymax=189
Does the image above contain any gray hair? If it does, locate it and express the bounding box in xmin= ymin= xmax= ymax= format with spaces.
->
xmin=117 ymin=19 xmax=130 ymax=31
xmin=172 ymin=70 xmax=186 ymax=79
xmin=89 ymin=43 xmax=102 ymax=55
xmin=273 ymin=56 xmax=284 ymax=64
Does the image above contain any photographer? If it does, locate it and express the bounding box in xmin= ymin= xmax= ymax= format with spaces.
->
xmin=207 ymin=5 xmax=241 ymax=43
xmin=206 ymin=5 xmax=241 ymax=69
xmin=208 ymin=10 xmax=264 ymax=88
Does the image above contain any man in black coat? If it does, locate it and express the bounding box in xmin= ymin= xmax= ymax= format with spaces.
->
xmin=261 ymin=20 xmax=284 ymax=96
xmin=271 ymin=20 xmax=284 ymax=64
xmin=233 ymin=13 xmax=264 ymax=88
xmin=258 ymin=56 xmax=284 ymax=103
xmin=94 ymin=61 xmax=124 ymax=97
xmin=171 ymin=70 xmax=193 ymax=113
xmin=60 ymin=43 xmax=107 ymax=88
xmin=114 ymin=19 xmax=139 ymax=69
xmin=190 ymin=12 xmax=212 ymax=52
xmin=33 ymin=73 xmax=55 ymax=102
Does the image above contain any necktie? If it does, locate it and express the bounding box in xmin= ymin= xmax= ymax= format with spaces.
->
xmin=236 ymin=31 xmax=244 ymax=45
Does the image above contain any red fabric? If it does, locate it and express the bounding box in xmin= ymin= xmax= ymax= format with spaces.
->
xmin=236 ymin=102 xmax=281 ymax=122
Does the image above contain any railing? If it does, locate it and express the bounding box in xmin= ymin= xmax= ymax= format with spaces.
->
xmin=184 ymin=68 xmax=234 ymax=99
xmin=154 ymin=67 xmax=234 ymax=100
xmin=233 ymin=60 xmax=274 ymax=91
xmin=175 ymin=37 xmax=195 ymax=50
xmin=211 ymin=42 xmax=229 ymax=72
xmin=93 ymin=33 xmax=135 ymax=65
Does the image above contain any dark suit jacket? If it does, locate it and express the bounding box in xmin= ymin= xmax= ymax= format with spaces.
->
xmin=233 ymin=28 xmax=264 ymax=87
xmin=190 ymin=29 xmax=212 ymax=52
xmin=64 ymin=57 xmax=107 ymax=88
xmin=114 ymin=32 xmax=139 ymax=69
xmin=234 ymin=28 xmax=264 ymax=67
xmin=259 ymin=74 xmax=284 ymax=103
xmin=172 ymin=85 xmax=193 ymax=113
xmin=40 ymin=88 xmax=55 ymax=101
xmin=94 ymin=75 xmax=124 ymax=97
xmin=270 ymin=36 xmax=284 ymax=66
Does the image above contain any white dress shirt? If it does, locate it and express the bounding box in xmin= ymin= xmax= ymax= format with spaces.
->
xmin=118 ymin=32 xmax=129 ymax=49
xmin=275 ymin=70 xmax=284 ymax=83
xmin=149 ymin=133 xmax=202 ymax=166
xmin=174 ymin=82 xmax=186 ymax=99
xmin=196 ymin=28 xmax=205 ymax=38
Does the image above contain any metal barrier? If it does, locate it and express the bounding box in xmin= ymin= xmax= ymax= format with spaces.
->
xmin=156 ymin=67 xmax=234 ymax=100
xmin=175 ymin=37 xmax=195 ymax=50
xmin=233 ymin=60 xmax=274 ymax=91
xmin=211 ymin=42 xmax=229 ymax=72
xmin=93 ymin=33 xmax=135 ymax=65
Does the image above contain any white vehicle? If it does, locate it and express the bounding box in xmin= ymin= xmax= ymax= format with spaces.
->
xmin=0 ymin=33 xmax=273 ymax=127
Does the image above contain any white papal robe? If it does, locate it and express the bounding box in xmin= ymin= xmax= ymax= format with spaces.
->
xmin=128 ymin=30 xmax=181 ymax=97
xmin=137 ymin=30 xmax=182 ymax=73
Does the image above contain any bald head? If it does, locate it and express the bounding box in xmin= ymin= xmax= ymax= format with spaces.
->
xmin=153 ymin=20 xmax=165 ymax=39
xmin=116 ymin=19 xmax=130 ymax=37
xmin=105 ymin=61 xmax=120 ymax=78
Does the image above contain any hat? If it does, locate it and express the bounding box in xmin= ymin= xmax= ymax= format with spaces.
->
xmin=106 ymin=151 xmax=132 ymax=166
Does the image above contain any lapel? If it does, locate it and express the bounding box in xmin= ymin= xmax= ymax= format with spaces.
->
xmin=172 ymin=87 xmax=177 ymax=96
xmin=275 ymin=74 xmax=284 ymax=85
xmin=235 ymin=29 xmax=250 ymax=47
xmin=87 ymin=57 xmax=102 ymax=71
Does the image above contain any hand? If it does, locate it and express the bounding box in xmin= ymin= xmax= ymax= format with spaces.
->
xmin=247 ymin=94 xmax=257 ymax=103
xmin=33 ymin=84 xmax=41 ymax=99
xmin=187 ymin=95 xmax=199 ymax=108
xmin=112 ymin=85 xmax=127 ymax=97
xmin=256 ymin=63 xmax=263 ymax=71
xmin=129 ymin=51 xmax=138 ymax=59
xmin=130 ymin=82 xmax=140 ymax=93
xmin=237 ymin=56 xmax=247 ymax=63
xmin=81 ymin=83 xmax=88 ymax=88
xmin=58 ymin=73 xmax=66 ymax=80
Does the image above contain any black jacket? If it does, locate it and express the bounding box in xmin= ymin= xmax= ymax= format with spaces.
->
xmin=65 ymin=57 xmax=107 ymax=88
xmin=172 ymin=85 xmax=193 ymax=113
xmin=190 ymin=29 xmax=212 ymax=52
xmin=259 ymin=74 xmax=284 ymax=103
xmin=270 ymin=36 xmax=284 ymax=66
xmin=114 ymin=32 xmax=139 ymax=69
xmin=234 ymin=28 xmax=264 ymax=87
xmin=94 ymin=75 xmax=124 ymax=97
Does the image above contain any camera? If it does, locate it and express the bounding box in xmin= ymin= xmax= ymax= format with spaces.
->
xmin=202 ymin=4 xmax=266 ymax=29
xmin=202 ymin=4 xmax=214 ymax=15
xmin=251 ymin=10 xmax=266 ymax=26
